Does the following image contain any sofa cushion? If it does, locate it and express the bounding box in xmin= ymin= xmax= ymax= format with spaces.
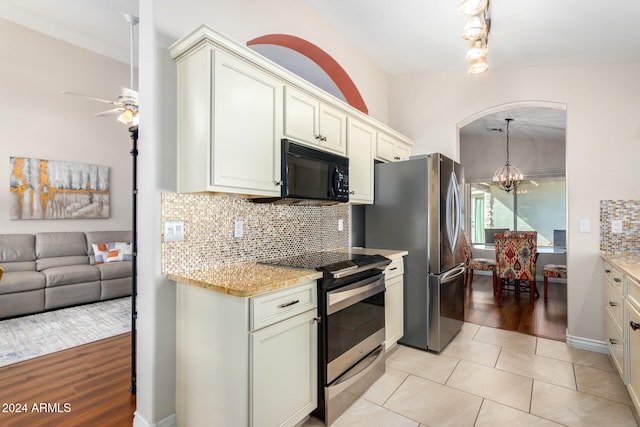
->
xmin=92 ymin=242 xmax=132 ymax=264
xmin=0 ymin=271 xmax=45 ymax=294
xmin=35 ymin=232 xmax=87 ymax=259
xmin=42 ymin=265 xmax=100 ymax=288
xmin=0 ymin=234 xmax=36 ymax=272
xmin=86 ymin=231 xmax=132 ymax=264
xmin=37 ymin=255 xmax=89 ymax=271
xmin=94 ymin=261 xmax=132 ymax=281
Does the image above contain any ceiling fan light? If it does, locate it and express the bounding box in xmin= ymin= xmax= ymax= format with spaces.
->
xmin=462 ymin=13 xmax=487 ymax=41
xmin=117 ymin=109 xmax=135 ymax=125
xmin=457 ymin=0 xmax=488 ymax=16
xmin=468 ymin=56 xmax=488 ymax=74
xmin=466 ymin=38 xmax=488 ymax=62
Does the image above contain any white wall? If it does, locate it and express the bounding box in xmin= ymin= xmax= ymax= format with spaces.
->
xmin=388 ymin=62 xmax=640 ymax=344
xmin=0 ymin=18 xmax=133 ymax=234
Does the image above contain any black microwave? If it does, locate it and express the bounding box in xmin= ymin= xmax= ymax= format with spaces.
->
xmin=280 ymin=139 xmax=349 ymax=203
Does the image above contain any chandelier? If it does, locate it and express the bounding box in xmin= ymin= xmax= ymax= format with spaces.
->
xmin=457 ymin=0 xmax=490 ymax=74
xmin=493 ymin=118 xmax=523 ymax=192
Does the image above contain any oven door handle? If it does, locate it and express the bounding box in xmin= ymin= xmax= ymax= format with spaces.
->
xmin=327 ymin=346 xmax=385 ymax=398
xmin=327 ymin=275 xmax=385 ymax=315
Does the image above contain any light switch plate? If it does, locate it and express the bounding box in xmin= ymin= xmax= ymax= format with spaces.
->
xmin=338 ymin=219 xmax=344 ymax=231
xmin=164 ymin=221 xmax=184 ymax=242
xmin=612 ymin=219 xmax=623 ymax=234
xmin=579 ymin=219 xmax=590 ymax=233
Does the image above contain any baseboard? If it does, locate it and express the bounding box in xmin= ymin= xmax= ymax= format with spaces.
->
xmin=133 ymin=411 xmax=177 ymax=427
xmin=566 ymin=333 xmax=609 ymax=354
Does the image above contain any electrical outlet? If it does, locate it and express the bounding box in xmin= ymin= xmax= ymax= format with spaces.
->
xmin=611 ymin=219 xmax=623 ymax=234
xmin=234 ymin=220 xmax=244 ymax=238
xmin=164 ymin=221 xmax=184 ymax=242
xmin=338 ymin=219 xmax=344 ymax=231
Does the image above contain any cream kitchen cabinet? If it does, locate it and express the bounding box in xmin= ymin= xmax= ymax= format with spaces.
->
xmin=172 ymin=43 xmax=283 ymax=197
xmin=347 ymin=117 xmax=376 ymax=204
xmin=176 ymin=280 xmax=317 ymax=427
xmin=376 ymin=132 xmax=411 ymax=162
xmin=604 ymin=261 xmax=626 ymax=380
xmin=384 ymin=256 xmax=405 ymax=350
xmin=626 ymin=275 xmax=640 ymax=413
xmin=284 ymin=86 xmax=347 ymax=156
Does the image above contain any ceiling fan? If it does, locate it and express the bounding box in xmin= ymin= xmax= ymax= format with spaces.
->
xmin=62 ymin=14 xmax=139 ymax=126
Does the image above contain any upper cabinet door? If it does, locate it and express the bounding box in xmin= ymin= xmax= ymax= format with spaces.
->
xmin=376 ymin=132 xmax=411 ymax=162
xmin=284 ymin=86 xmax=347 ymax=156
xmin=213 ymin=51 xmax=283 ymax=195
xmin=347 ymin=117 xmax=375 ymax=204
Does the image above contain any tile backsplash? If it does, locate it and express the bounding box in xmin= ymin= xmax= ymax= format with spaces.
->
xmin=161 ymin=193 xmax=350 ymax=273
xmin=600 ymin=200 xmax=640 ymax=254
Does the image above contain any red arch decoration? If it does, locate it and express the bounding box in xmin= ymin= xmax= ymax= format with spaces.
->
xmin=247 ymin=34 xmax=368 ymax=115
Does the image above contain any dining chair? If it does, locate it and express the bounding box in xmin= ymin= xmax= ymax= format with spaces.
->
xmin=495 ymin=231 xmax=538 ymax=304
xmin=542 ymin=264 xmax=567 ymax=302
xmin=462 ymin=230 xmax=497 ymax=293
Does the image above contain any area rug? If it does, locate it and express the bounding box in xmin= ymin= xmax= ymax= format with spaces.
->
xmin=0 ymin=297 xmax=131 ymax=367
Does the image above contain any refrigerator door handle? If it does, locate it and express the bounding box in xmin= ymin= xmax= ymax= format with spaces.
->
xmin=441 ymin=265 xmax=466 ymax=283
xmin=445 ymin=171 xmax=462 ymax=255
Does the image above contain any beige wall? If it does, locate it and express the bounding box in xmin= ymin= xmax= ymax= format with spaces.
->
xmin=0 ymin=18 xmax=133 ymax=234
xmin=388 ymin=62 xmax=640 ymax=344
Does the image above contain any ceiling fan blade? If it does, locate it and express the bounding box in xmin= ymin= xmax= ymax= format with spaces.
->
xmin=61 ymin=90 xmax=119 ymax=105
xmin=93 ymin=108 xmax=124 ymax=117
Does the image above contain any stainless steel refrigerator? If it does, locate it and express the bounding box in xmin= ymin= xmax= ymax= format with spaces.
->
xmin=365 ymin=153 xmax=465 ymax=352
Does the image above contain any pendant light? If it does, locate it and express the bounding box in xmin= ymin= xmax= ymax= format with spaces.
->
xmin=492 ymin=118 xmax=523 ymax=192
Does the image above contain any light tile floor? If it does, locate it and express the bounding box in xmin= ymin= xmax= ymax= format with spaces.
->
xmin=303 ymin=323 xmax=639 ymax=427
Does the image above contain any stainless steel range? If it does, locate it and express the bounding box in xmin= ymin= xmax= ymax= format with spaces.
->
xmin=263 ymin=251 xmax=391 ymax=426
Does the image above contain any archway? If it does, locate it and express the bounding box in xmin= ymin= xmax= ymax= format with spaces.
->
xmin=458 ymin=101 xmax=568 ymax=340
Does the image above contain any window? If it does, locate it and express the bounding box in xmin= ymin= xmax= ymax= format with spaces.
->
xmin=469 ymin=177 xmax=566 ymax=246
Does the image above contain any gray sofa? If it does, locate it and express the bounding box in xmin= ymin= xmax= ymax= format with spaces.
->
xmin=0 ymin=231 xmax=132 ymax=319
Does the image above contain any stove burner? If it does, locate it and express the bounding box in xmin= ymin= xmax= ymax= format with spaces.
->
xmin=263 ymin=251 xmax=390 ymax=277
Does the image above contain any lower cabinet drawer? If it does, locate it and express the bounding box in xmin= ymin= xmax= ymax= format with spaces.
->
xmin=250 ymin=281 xmax=317 ymax=331
xmin=606 ymin=311 xmax=625 ymax=381
xmin=606 ymin=280 xmax=624 ymax=330
xmin=385 ymin=258 xmax=404 ymax=280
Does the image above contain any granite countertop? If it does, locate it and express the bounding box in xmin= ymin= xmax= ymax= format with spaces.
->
xmin=168 ymin=263 xmax=322 ymax=297
xmin=168 ymin=247 xmax=408 ymax=297
xmin=601 ymin=253 xmax=640 ymax=282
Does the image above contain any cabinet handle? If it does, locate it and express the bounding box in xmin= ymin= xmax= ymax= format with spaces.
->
xmin=315 ymin=134 xmax=326 ymax=142
xmin=614 ymin=278 xmax=622 ymax=283
xmin=605 ymin=269 xmax=611 ymax=273
xmin=349 ymin=191 xmax=355 ymax=195
xmin=389 ymin=267 xmax=398 ymax=271
xmin=314 ymin=316 xmax=322 ymax=324
xmin=631 ymin=321 xmax=640 ymax=331
xmin=609 ymin=338 xmax=619 ymax=345
xmin=274 ymin=180 xmax=283 ymax=186
xmin=609 ymin=301 xmax=619 ymax=307
xmin=393 ymin=156 xmax=400 ymax=160
xmin=278 ymin=299 xmax=300 ymax=309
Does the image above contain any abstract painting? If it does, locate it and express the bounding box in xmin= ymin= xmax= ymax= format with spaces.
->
xmin=10 ymin=157 xmax=110 ymax=220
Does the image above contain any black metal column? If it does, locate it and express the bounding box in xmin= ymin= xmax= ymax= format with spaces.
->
xmin=129 ymin=125 xmax=138 ymax=394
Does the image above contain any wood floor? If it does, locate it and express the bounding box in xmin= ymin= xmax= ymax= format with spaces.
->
xmin=464 ymin=273 xmax=568 ymax=341
xmin=0 ymin=333 xmax=135 ymax=427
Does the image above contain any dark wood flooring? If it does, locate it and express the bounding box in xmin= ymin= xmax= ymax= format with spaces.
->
xmin=0 ymin=333 xmax=135 ymax=427
xmin=464 ymin=274 xmax=568 ymax=341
